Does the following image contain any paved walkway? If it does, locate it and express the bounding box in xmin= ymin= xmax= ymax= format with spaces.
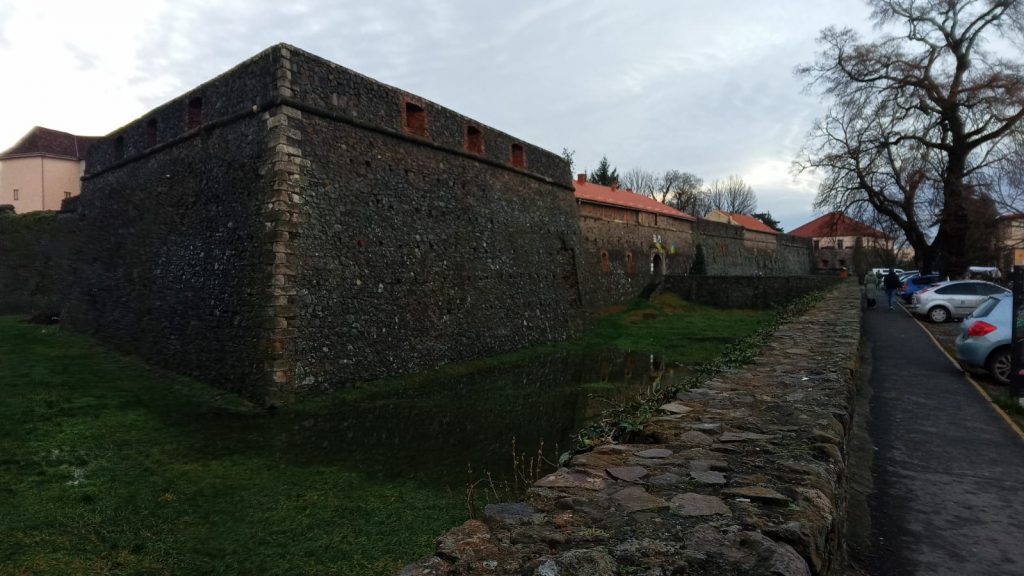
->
xmin=863 ymin=306 xmax=1024 ymax=575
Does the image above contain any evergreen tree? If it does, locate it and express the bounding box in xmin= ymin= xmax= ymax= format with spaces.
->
xmin=752 ymin=212 xmax=783 ymax=232
xmin=588 ymin=156 xmax=619 ymax=186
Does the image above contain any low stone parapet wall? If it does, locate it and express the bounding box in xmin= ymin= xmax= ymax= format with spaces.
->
xmin=400 ymin=281 xmax=861 ymax=576
xmin=663 ymin=275 xmax=841 ymax=309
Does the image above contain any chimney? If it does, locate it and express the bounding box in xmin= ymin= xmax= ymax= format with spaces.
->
xmin=576 ymin=173 xmax=587 ymax=183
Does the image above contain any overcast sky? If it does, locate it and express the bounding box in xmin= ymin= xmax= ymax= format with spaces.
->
xmin=0 ymin=0 xmax=876 ymax=231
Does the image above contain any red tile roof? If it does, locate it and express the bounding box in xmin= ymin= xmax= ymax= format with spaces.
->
xmin=789 ymin=212 xmax=885 ymax=238
xmin=0 ymin=126 xmax=100 ymax=161
xmin=574 ymin=179 xmax=695 ymax=221
xmin=716 ymin=211 xmax=779 ymax=234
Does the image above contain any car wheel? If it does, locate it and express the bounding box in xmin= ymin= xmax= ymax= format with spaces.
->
xmin=928 ymin=306 xmax=950 ymax=323
xmin=986 ymin=348 xmax=1011 ymax=385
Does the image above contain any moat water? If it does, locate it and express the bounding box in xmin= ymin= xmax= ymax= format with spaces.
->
xmin=262 ymin=350 xmax=689 ymax=489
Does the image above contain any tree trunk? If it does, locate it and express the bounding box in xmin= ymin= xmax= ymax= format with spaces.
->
xmin=938 ymin=152 xmax=970 ymax=278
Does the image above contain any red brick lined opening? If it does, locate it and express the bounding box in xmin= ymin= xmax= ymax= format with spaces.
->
xmin=600 ymin=251 xmax=611 ymax=273
xmin=404 ymin=101 xmax=427 ymax=138
xmin=626 ymin=252 xmax=634 ymax=274
xmin=510 ymin=143 xmax=526 ymax=168
xmin=187 ymin=97 xmax=203 ymax=129
xmin=465 ymin=125 xmax=484 ymax=155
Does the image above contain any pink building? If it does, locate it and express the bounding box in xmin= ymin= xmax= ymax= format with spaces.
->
xmin=0 ymin=127 xmax=99 ymax=213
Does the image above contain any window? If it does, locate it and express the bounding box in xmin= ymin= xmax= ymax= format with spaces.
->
xmin=12 ymin=189 xmax=18 ymax=201
xmin=626 ymin=252 xmax=635 ymax=274
xmin=187 ymin=96 xmax=203 ymax=129
xmin=936 ymin=284 xmax=977 ymax=296
xmin=64 ymin=191 xmax=71 ymax=199
xmin=820 ymin=259 xmax=829 ymax=268
xmin=403 ymin=101 xmax=427 ymax=138
xmin=114 ymin=136 xmax=125 ymax=160
xmin=600 ymin=251 xmax=610 ymax=273
xmin=510 ymin=143 xmax=526 ymax=168
xmin=813 ymin=240 xmax=820 ymax=250
xmin=977 ymin=283 xmax=1008 ymax=296
xmin=145 ymin=118 xmax=158 ymax=148
xmin=465 ymin=125 xmax=484 ymax=154
xmin=836 ymin=239 xmax=845 ymax=250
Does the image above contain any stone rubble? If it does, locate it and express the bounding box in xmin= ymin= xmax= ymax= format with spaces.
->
xmin=398 ymin=282 xmax=860 ymax=576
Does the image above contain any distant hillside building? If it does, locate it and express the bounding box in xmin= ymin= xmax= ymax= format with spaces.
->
xmin=0 ymin=127 xmax=99 ymax=213
xmin=790 ymin=212 xmax=889 ymax=271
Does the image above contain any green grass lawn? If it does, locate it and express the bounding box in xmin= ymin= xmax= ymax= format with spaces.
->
xmin=0 ymin=297 xmax=772 ymax=575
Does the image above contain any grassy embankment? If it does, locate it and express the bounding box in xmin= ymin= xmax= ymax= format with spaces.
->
xmin=0 ymin=295 xmax=774 ymax=575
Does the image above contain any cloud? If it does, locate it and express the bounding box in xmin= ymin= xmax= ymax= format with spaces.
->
xmin=0 ymin=0 xmax=875 ymax=230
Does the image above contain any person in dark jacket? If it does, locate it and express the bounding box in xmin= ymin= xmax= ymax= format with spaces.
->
xmin=883 ymin=270 xmax=902 ymax=310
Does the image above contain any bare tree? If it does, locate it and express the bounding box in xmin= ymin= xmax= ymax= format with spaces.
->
xmin=668 ymin=171 xmax=706 ymax=215
xmin=706 ymin=175 xmax=757 ymax=213
xmin=619 ymin=168 xmax=659 ymax=196
xmin=989 ymin=132 xmax=1024 ymax=211
xmin=797 ymin=0 xmax=1024 ymax=276
xmin=561 ymin=148 xmax=576 ymax=176
xmin=794 ymin=97 xmax=938 ymax=268
xmin=620 ymin=168 xmax=707 ymax=214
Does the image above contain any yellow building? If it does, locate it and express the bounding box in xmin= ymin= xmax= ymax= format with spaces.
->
xmin=0 ymin=127 xmax=99 ymax=213
xmin=997 ymin=215 xmax=1024 ymax=270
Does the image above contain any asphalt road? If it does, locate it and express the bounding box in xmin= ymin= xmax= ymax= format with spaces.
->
xmin=861 ymin=306 xmax=1024 ymax=575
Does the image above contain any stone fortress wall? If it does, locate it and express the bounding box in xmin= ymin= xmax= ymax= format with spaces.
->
xmin=576 ymin=204 xmax=695 ymax=310
xmin=1 ymin=44 xmax=584 ymax=403
xmin=694 ymin=219 xmax=813 ymax=277
xmin=279 ymin=48 xmax=584 ymax=392
xmin=0 ymin=43 xmax=815 ymax=403
xmin=578 ymin=211 xmax=813 ymax=310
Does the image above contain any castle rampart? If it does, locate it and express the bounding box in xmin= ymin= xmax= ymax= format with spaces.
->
xmin=52 ymin=44 xmax=583 ymax=402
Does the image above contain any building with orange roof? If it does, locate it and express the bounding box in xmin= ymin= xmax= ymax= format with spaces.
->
xmin=573 ymin=174 xmax=696 ymax=306
xmin=0 ymin=127 xmax=100 ymax=213
xmin=789 ymin=212 xmax=897 ymax=272
xmin=704 ymin=209 xmax=779 ymax=254
xmin=705 ymin=209 xmax=778 ymax=235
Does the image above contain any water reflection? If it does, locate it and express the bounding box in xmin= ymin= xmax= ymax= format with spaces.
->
xmin=279 ymin=350 xmax=687 ymax=487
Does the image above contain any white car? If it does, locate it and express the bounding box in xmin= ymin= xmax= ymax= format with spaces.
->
xmin=908 ymin=280 xmax=1010 ymax=323
xmin=872 ymin=268 xmax=906 ymax=286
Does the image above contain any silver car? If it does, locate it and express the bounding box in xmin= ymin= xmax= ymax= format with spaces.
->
xmin=908 ymin=280 xmax=1010 ymax=323
xmin=955 ymin=294 xmax=1012 ymax=384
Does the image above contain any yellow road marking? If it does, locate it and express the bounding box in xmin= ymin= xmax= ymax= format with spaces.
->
xmin=903 ymin=306 xmax=1024 ymax=442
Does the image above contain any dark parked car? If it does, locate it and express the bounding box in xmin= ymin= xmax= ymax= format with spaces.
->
xmin=899 ymin=274 xmax=943 ymax=303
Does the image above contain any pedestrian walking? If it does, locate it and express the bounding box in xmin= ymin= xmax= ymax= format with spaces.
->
xmin=863 ymin=270 xmax=877 ymax=308
xmin=883 ymin=269 xmax=901 ymax=309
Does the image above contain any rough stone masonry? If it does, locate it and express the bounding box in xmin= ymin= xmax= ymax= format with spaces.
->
xmin=51 ymin=44 xmax=585 ymax=404
xmin=400 ymin=281 xmax=861 ymax=576
xmin=0 ymin=42 xmax=813 ymax=405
